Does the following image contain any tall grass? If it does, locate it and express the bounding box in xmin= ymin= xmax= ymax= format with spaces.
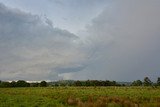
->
xmin=0 ymin=87 xmax=160 ymax=107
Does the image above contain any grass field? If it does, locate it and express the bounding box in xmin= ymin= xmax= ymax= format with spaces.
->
xmin=0 ymin=87 xmax=160 ymax=107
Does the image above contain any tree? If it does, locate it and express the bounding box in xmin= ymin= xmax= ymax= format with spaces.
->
xmin=74 ymin=80 xmax=82 ymax=86
xmin=40 ymin=81 xmax=47 ymax=87
xmin=0 ymin=81 xmax=10 ymax=87
xmin=10 ymin=81 xmax=16 ymax=87
xmin=0 ymin=80 xmax=1 ymax=87
xmin=143 ymin=77 xmax=152 ymax=86
xmin=85 ymin=80 xmax=91 ymax=86
xmin=131 ymin=80 xmax=142 ymax=86
xmin=30 ymin=83 xmax=39 ymax=87
xmin=157 ymin=77 xmax=160 ymax=86
xmin=16 ymin=80 xmax=30 ymax=87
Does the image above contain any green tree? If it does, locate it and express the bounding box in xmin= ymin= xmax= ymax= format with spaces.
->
xmin=157 ymin=77 xmax=160 ymax=86
xmin=30 ymin=83 xmax=39 ymax=87
xmin=143 ymin=77 xmax=152 ymax=86
xmin=40 ymin=81 xmax=47 ymax=87
xmin=74 ymin=80 xmax=82 ymax=86
xmin=16 ymin=80 xmax=30 ymax=87
xmin=10 ymin=81 xmax=16 ymax=87
xmin=0 ymin=81 xmax=10 ymax=87
xmin=85 ymin=80 xmax=91 ymax=86
xmin=131 ymin=80 xmax=142 ymax=86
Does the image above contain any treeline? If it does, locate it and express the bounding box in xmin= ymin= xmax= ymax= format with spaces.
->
xmin=51 ymin=77 xmax=160 ymax=87
xmin=0 ymin=80 xmax=121 ymax=87
xmin=0 ymin=80 xmax=47 ymax=88
xmin=131 ymin=77 xmax=160 ymax=86
xmin=0 ymin=77 xmax=160 ymax=88
xmin=73 ymin=80 xmax=121 ymax=86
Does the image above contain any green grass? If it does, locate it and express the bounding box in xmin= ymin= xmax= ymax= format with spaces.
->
xmin=0 ymin=87 xmax=160 ymax=107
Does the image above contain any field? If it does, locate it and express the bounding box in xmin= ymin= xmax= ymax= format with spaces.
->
xmin=0 ymin=87 xmax=160 ymax=107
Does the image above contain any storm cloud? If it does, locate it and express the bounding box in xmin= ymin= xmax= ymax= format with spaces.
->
xmin=0 ymin=3 xmax=87 ymax=81
xmin=0 ymin=0 xmax=160 ymax=81
xmin=70 ymin=0 xmax=160 ymax=81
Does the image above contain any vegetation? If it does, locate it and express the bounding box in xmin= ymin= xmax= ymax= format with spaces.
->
xmin=0 ymin=87 xmax=160 ymax=107
xmin=0 ymin=80 xmax=121 ymax=88
xmin=0 ymin=77 xmax=160 ymax=106
xmin=143 ymin=77 xmax=153 ymax=86
xmin=40 ymin=81 xmax=47 ymax=87
xmin=1 ymin=77 xmax=160 ymax=88
xmin=0 ymin=80 xmax=46 ymax=88
xmin=157 ymin=77 xmax=160 ymax=86
xmin=131 ymin=80 xmax=142 ymax=86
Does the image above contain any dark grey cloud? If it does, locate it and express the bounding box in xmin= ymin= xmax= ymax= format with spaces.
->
xmin=0 ymin=3 xmax=86 ymax=81
xmin=0 ymin=0 xmax=160 ymax=82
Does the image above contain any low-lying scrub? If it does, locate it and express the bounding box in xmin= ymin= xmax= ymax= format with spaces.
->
xmin=0 ymin=87 xmax=160 ymax=107
xmin=67 ymin=96 xmax=140 ymax=107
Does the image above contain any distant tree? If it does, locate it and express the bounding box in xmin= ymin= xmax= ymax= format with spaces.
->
xmin=30 ymin=83 xmax=39 ymax=87
xmin=111 ymin=81 xmax=117 ymax=86
xmin=0 ymin=81 xmax=10 ymax=87
xmin=86 ymin=80 xmax=91 ymax=86
xmin=59 ymin=80 xmax=67 ymax=86
xmin=72 ymin=80 xmax=122 ymax=87
xmin=54 ymin=83 xmax=59 ymax=87
xmin=131 ymin=80 xmax=142 ymax=86
xmin=67 ymin=80 xmax=74 ymax=86
xmin=10 ymin=81 xmax=17 ymax=87
xmin=92 ymin=80 xmax=99 ymax=86
xmin=104 ymin=80 xmax=110 ymax=86
xmin=16 ymin=80 xmax=30 ymax=87
xmin=143 ymin=77 xmax=152 ymax=86
xmin=157 ymin=77 xmax=160 ymax=86
xmin=74 ymin=80 xmax=82 ymax=86
xmin=121 ymin=84 xmax=126 ymax=86
xmin=40 ymin=81 xmax=47 ymax=87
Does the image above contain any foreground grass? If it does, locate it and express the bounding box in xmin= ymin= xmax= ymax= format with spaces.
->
xmin=0 ymin=87 xmax=160 ymax=107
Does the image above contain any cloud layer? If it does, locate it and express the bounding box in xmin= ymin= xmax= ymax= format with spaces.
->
xmin=0 ymin=0 xmax=160 ymax=81
xmin=0 ymin=3 xmax=87 ymax=81
xmin=73 ymin=0 xmax=160 ymax=81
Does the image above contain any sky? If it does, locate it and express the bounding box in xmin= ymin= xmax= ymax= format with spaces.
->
xmin=0 ymin=0 xmax=160 ymax=82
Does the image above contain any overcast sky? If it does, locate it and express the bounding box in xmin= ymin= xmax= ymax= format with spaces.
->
xmin=0 ymin=0 xmax=160 ymax=82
